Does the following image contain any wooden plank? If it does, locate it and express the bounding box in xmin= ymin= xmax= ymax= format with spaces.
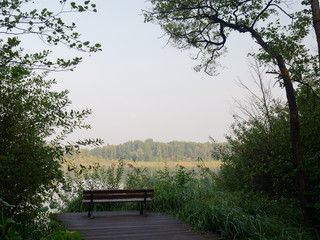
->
xmin=82 ymin=198 xmax=153 ymax=203
xmin=83 ymin=189 xmax=154 ymax=194
xmin=58 ymin=211 xmax=226 ymax=240
xmin=83 ymin=193 xmax=154 ymax=200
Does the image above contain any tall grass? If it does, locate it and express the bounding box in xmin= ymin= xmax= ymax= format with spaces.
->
xmin=58 ymin=158 xmax=317 ymax=240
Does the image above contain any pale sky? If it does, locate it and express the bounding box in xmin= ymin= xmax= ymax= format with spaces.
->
xmin=23 ymin=0 xmax=291 ymax=145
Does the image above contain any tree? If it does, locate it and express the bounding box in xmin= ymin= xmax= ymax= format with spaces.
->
xmin=0 ymin=0 xmax=101 ymax=228
xmin=144 ymin=0 xmax=317 ymax=226
xmin=0 ymin=67 xmax=94 ymax=223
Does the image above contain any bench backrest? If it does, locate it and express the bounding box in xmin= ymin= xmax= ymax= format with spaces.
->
xmin=83 ymin=189 xmax=154 ymax=201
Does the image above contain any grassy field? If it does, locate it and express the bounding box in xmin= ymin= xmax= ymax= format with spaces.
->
xmin=64 ymin=158 xmax=222 ymax=175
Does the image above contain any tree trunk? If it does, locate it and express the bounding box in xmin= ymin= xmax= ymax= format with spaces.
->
xmin=311 ymin=0 xmax=320 ymax=64
xmin=248 ymin=27 xmax=316 ymax=226
xmin=275 ymin=55 xmax=316 ymax=227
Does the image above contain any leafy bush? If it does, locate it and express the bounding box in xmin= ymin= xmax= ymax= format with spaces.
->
xmin=0 ymin=0 xmax=102 ymax=229
xmin=41 ymin=229 xmax=82 ymax=240
xmin=150 ymin=165 xmax=314 ymax=240
xmin=0 ymin=198 xmax=22 ymax=240
xmin=214 ymin=80 xmax=320 ymax=225
xmin=0 ymin=65 xmax=102 ymax=226
xmin=0 ymin=198 xmax=84 ymax=240
xmin=296 ymin=83 xmax=320 ymax=221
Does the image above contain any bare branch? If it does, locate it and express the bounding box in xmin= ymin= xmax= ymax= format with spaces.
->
xmin=251 ymin=0 xmax=274 ymax=28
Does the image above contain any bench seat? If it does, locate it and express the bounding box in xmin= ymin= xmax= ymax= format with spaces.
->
xmin=82 ymin=198 xmax=153 ymax=203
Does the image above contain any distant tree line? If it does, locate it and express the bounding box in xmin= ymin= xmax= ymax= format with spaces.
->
xmin=73 ymin=139 xmax=219 ymax=162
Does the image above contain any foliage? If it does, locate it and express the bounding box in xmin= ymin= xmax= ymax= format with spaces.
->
xmin=144 ymin=0 xmax=319 ymax=226
xmin=58 ymin=160 xmax=315 ymax=240
xmin=0 ymin=0 xmax=102 ymax=232
xmin=144 ymin=0 xmax=311 ymax=76
xmin=69 ymin=139 xmax=218 ymax=162
xmin=0 ymin=65 xmax=99 ymax=225
xmin=59 ymin=158 xmax=125 ymax=213
xmin=216 ymin=83 xmax=294 ymax=195
xmin=296 ymin=80 xmax=320 ymax=220
xmin=214 ymin=63 xmax=320 ymax=224
xmin=0 ymin=0 xmax=101 ymax=71
xmin=142 ymin=162 xmax=315 ymax=239
xmin=0 ymin=198 xmax=22 ymax=240
xmin=0 ymin=198 xmax=83 ymax=240
xmin=41 ymin=229 xmax=82 ymax=240
xmin=125 ymin=160 xmax=151 ymax=189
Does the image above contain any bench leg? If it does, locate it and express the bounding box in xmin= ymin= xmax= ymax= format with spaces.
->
xmin=88 ymin=190 xmax=94 ymax=218
xmin=140 ymin=202 xmax=148 ymax=216
xmin=140 ymin=202 xmax=144 ymax=215
xmin=88 ymin=203 xmax=93 ymax=218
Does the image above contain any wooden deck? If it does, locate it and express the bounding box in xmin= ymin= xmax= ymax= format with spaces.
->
xmin=58 ymin=211 xmax=225 ymax=240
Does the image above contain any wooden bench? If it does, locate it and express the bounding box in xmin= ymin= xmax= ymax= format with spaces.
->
xmin=82 ymin=189 xmax=154 ymax=217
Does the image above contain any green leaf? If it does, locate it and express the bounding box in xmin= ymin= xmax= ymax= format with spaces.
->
xmin=78 ymin=5 xmax=84 ymax=12
xmin=0 ymin=198 xmax=16 ymax=208
xmin=30 ymin=9 xmax=36 ymax=15
xmin=5 ymin=218 xmax=16 ymax=224
xmin=68 ymin=166 xmax=75 ymax=171
xmin=39 ymin=206 xmax=49 ymax=212
xmin=49 ymin=203 xmax=57 ymax=209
